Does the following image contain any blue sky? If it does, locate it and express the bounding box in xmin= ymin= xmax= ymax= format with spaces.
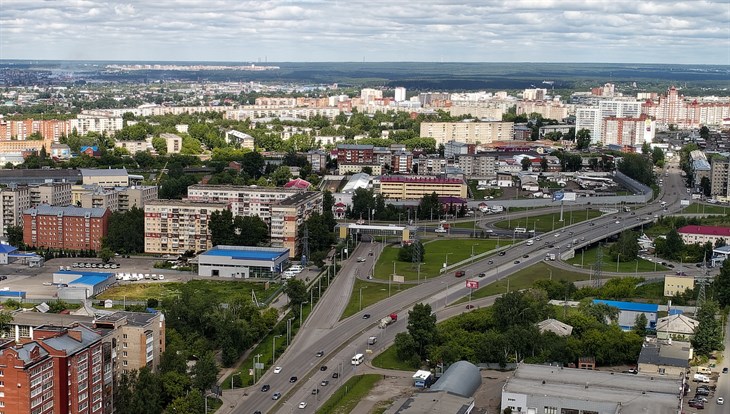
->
xmin=1 ymin=0 xmax=729 ymax=64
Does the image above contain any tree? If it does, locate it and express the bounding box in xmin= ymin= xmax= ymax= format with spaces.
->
xmin=632 ymin=313 xmax=648 ymax=337
xmin=393 ymin=332 xmax=420 ymax=367
xmin=660 ymin=228 xmax=684 ymax=260
xmin=641 ymin=142 xmax=651 ymax=155
xmin=575 ymin=128 xmax=591 ymax=150
xmin=398 ymin=241 xmax=425 ymax=263
xmin=609 ymin=230 xmax=639 ymax=262
xmin=700 ymin=176 xmax=711 ymax=197
xmin=617 ymin=153 xmax=655 ymax=186
xmin=715 ymin=258 xmax=730 ymax=307
xmin=98 ymin=247 xmax=114 ymax=263
xmin=284 ymin=279 xmax=308 ymax=309
xmin=270 ymin=166 xmax=292 ymax=186
xmin=5 ymin=225 xmax=24 ymax=247
xmin=103 ymin=207 xmax=145 ymax=254
xmin=151 ymin=136 xmax=167 ymax=154
xmin=651 ymin=146 xmax=665 ymax=166
xmin=241 ymin=151 xmax=265 ymax=179
xmin=191 ymin=351 xmax=218 ymax=391
xmin=540 ymin=157 xmax=548 ymax=172
xmin=0 ymin=311 xmax=12 ymax=337
xmin=417 ymin=192 xmax=441 ymax=220
xmin=699 ymin=126 xmax=710 ymax=140
xmin=692 ymin=300 xmax=724 ymax=356
xmin=136 ymin=367 xmax=163 ymax=414
xmin=350 ymin=188 xmax=376 ymax=220
xmin=521 ymin=157 xmax=531 ymax=171
xmin=407 ymin=303 xmax=437 ymax=359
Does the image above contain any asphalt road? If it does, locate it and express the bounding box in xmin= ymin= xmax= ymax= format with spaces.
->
xmin=230 ymin=163 xmax=688 ymax=414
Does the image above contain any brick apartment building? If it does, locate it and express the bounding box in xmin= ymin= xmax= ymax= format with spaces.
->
xmin=23 ymin=205 xmax=110 ymax=251
xmin=144 ymin=200 xmax=228 ymax=255
xmin=336 ymin=144 xmax=374 ymax=164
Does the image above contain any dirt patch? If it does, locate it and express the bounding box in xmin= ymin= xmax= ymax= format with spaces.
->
xmin=472 ymin=369 xmax=513 ymax=414
xmin=350 ymin=375 xmax=415 ymax=414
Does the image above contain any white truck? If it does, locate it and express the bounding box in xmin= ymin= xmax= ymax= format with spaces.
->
xmin=693 ymin=373 xmax=710 ymax=383
xmin=545 ymin=253 xmax=556 ymax=261
xmin=491 ymin=205 xmax=505 ymax=213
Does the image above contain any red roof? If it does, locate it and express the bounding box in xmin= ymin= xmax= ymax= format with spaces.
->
xmin=283 ymin=178 xmax=311 ymax=189
xmin=380 ymin=176 xmax=463 ymax=184
xmin=334 ymin=202 xmax=346 ymax=207
xmin=678 ymin=225 xmax=730 ymax=237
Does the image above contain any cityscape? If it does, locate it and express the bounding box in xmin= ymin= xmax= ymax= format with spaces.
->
xmin=1 ymin=1 xmax=730 ymax=414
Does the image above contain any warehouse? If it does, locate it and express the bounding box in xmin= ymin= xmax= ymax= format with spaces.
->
xmin=52 ymin=270 xmax=116 ymax=299
xmin=197 ymin=245 xmax=289 ymax=279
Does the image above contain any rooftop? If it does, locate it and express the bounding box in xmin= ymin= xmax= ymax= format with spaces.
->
xmin=41 ymin=325 xmax=103 ymax=355
xmin=283 ymin=178 xmax=312 ymax=189
xmin=95 ymin=310 xmax=160 ymax=327
xmin=380 ymin=175 xmax=464 ymax=184
xmin=276 ymin=191 xmax=321 ymax=206
xmin=201 ymin=245 xmax=289 ymax=261
xmin=637 ymin=338 xmax=691 ymax=368
xmin=69 ymin=274 xmax=114 ymax=286
xmin=337 ymin=144 xmax=374 ymax=150
xmin=536 ymin=318 xmax=574 ymax=336
xmin=656 ymin=314 xmax=699 ymax=334
xmin=24 ymin=204 xmax=108 ymax=218
xmin=593 ymin=299 xmax=658 ymax=313
xmin=678 ymin=225 xmax=730 ymax=237
xmin=79 ymin=167 xmax=128 ymax=176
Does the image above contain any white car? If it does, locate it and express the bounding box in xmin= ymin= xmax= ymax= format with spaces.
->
xmin=434 ymin=227 xmax=447 ymax=233
xmin=273 ymin=366 xmax=282 ymax=374
xmin=357 ymin=257 xmax=366 ymax=262
xmin=718 ymin=397 xmax=724 ymax=405
xmin=298 ymin=402 xmax=307 ymax=409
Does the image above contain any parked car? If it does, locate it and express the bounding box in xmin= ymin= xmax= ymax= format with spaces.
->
xmin=723 ymin=367 xmax=729 ymax=373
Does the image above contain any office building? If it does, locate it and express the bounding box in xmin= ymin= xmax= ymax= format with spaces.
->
xmin=23 ymin=205 xmax=110 ymax=251
xmin=198 ymin=245 xmax=289 ymax=278
xmin=270 ymin=191 xmax=323 ymax=255
xmin=144 ymin=200 xmax=228 ymax=255
xmin=80 ymin=168 xmax=129 ymax=187
xmin=677 ymin=225 xmax=730 ymax=245
xmin=420 ymin=121 xmax=514 ymax=146
xmin=378 ymin=176 xmax=467 ymax=200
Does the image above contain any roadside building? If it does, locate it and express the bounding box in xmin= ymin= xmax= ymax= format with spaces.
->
xmin=637 ymin=337 xmax=691 ymax=376
xmin=536 ymin=318 xmax=573 ymax=336
xmin=663 ymin=274 xmax=695 ymax=297
xmin=378 ymin=176 xmax=467 ymax=200
xmin=592 ymin=299 xmax=658 ymax=330
xmin=144 ymin=200 xmax=228 ymax=255
xmin=80 ymin=168 xmax=130 ymax=187
xmin=270 ymin=191 xmax=323 ymax=256
xmin=678 ymin=225 xmax=730 ymax=245
xmin=656 ymin=314 xmax=699 ymax=341
xmin=23 ymin=205 xmax=110 ymax=251
xmin=53 ymin=270 xmax=116 ymax=299
xmin=197 ymin=245 xmax=289 ymax=279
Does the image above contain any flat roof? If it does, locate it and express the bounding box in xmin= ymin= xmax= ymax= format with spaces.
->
xmin=201 ymin=246 xmax=289 ymax=261
xmin=55 ymin=270 xmax=115 ymax=279
xmin=346 ymin=224 xmax=407 ymax=231
xmin=593 ymin=299 xmax=658 ymax=313
xmin=69 ymin=275 xmax=113 ymax=286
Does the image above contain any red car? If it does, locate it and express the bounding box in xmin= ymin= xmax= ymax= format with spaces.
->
xmin=455 ymin=270 xmax=465 ymax=277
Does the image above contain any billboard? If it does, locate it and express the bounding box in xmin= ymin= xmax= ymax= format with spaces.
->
xmin=552 ymin=191 xmax=564 ymax=201
xmin=680 ymin=200 xmax=690 ymax=206
xmin=465 ymin=280 xmax=479 ymax=289
xmin=563 ymin=192 xmax=577 ymax=202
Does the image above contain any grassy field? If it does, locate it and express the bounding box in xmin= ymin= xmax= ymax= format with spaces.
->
xmin=566 ymin=246 xmax=667 ymax=273
xmin=373 ymin=239 xmax=511 ymax=282
xmin=493 ymin=210 xmax=603 ymax=232
xmin=681 ymin=203 xmax=729 ymax=215
xmin=371 ymin=344 xmax=418 ymax=371
xmin=454 ymin=262 xmax=590 ymax=304
xmin=97 ymin=279 xmax=273 ymax=303
xmin=340 ymin=278 xmax=414 ymax=320
xmin=316 ymin=374 xmax=382 ymax=414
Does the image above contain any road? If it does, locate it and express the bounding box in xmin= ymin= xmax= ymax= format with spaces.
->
xmin=225 ymin=163 xmax=688 ymax=414
xmin=706 ymin=316 xmax=729 ymax=414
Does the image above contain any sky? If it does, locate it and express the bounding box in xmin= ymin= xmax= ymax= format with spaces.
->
xmin=1 ymin=0 xmax=729 ymax=64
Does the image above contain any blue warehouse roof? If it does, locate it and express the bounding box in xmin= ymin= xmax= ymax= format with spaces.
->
xmin=593 ymin=299 xmax=658 ymax=313
xmin=69 ymin=275 xmax=113 ymax=286
xmin=201 ymin=246 xmax=288 ymax=261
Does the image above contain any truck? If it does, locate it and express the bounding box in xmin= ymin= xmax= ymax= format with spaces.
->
xmin=545 ymin=253 xmax=556 ymax=261
xmin=693 ymin=373 xmax=710 ymax=383
xmin=378 ymin=313 xmax=398 ymax=329
xmin=491 ymin=205 xmax=504 ymax=213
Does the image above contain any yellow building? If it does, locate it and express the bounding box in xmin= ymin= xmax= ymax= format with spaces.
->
xmin=663 ymin=274 xmax=695 ymax=297
xmin=378 ymin=176 xmax=467 ymax=200
xmin=420 ymin=121 xmax=514 ymax=146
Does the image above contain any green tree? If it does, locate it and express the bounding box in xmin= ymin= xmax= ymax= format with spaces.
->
xmin=151 ymin=136 xmax=167 ymax=154
xmin=521 ymin=157 xmax=531 ymax=171
xmin=617 ymin=153 xmax=655 ymax=186
xmin=5 ymin=225 xmax=24 ymax=247
xmin=715 ymin=258 xmax=730 ymax=307
xmin=660 ymin=228 xmax=684 ymax=260
xmin=417 ymin=192 xmax=441 ymax=220
xmin=270 ymin=166 xmax=292 ymax=186
xmin=540 ymin=157 xmax=548 ymax=172
xmin=241 ymin=151 xmax=265 ymax=179
xmin=609 ymin=231 xmax=640 ymax=262
xmin=700 ymin=176 xmax=711 ymax=197
xmin=191 ymin=351 xmax=218 ymax=391
xmin=233 ymin=215 xmax=269 ymax=246
xmin=0 ymin=311 xmax=12 ymax=337
xmin=350 ymin=188 xmax=376 ymax=220
xmin=209 ymin=210 xmax=235 ymax=246
xmin=575 ymin=128 xmax=591 ymax=150
xmin=632 ymin=313 xmax=648 ymax=337
xmin=651 ymin=146 xmax=665 ymax=166
xmin=407 ymin=303 xmax=437 ymax=360
xmin=641 ymin=142 xmax=651 ymax=155
xmin=103 ymin=207 xmax=145 ymax=254
xmin=699 ymin=126 xmax=710 ymax=140
xmin=165 ymin=390 xmax=204 ymax=414
xmin=284 ymin=279 xmax=308 ymax=309
xmin=98 ymin=247 xmax=114 ymax=263
xmin=393 ymin=332 xmax=419 ymax=367
xmin=692 ymin=300 xmax=724 ymax=356
xmin=136 ymin=367 xmax=163 ymax=414
xmin=398 ymin=241 xmax=425 ymax=263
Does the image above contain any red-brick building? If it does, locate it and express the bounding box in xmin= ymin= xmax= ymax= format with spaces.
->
xmin=0 ymin=340 xmax=55 ymax=414
xmin=336 ymin=144 xmax=374 ymax=165
xmin=23 ymin=205 xmax=110 ymax=251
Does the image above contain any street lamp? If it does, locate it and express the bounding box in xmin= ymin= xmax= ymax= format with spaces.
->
xmin=548 ymin=269 xmax=553 ymax=281
xmin=616 ymin=253 xmax=621 ymax=273
xmin=445 ymin=253 xmax=453 ymax=267
xmin=272 ymin=335 xmax=282 ymax=362
xmin=299 ymin=301 xmax=309 ymax=327
xmin=471 ymin=244 xmax=478 ymax=263
xmin=359 ymin=286 xmax=367 ymax=311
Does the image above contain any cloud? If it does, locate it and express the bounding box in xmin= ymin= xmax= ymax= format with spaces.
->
xmin=0 ymin=0 xmax=727 ymax=64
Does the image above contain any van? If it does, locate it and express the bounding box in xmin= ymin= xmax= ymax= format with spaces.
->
xmin=698 ymin=367 xmax=712 ymax=375
xmin=367 ymin=336 xmax=377 ymax=345
xmin=289 ymin=265 xmax=303 ymax=273
xmin=351 ymin=353 xmax=364 ymax=366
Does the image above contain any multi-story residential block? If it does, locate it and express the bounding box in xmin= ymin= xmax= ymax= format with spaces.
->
xmin=336 ymin=144 xmax=374 ymax=165
xmin=144 ymin=200 xmax=227 ymax=254
xmin=601 ymin=115 xmax=655 ymax=147
xmin=225 ymin=130 xmax=255 ymax=150
xmin=575 ymin=100 xmax=642 ymax=143
xmin=118 ymin=186 xmax=158 ymax=211
xmin=50 ymin=143 xmax=72 ymax=160
xmin=72 ymin=185 xmax=158 ymax=212
xmin=337 ymin=164 xmax=382 ymax=175
xmin=69 ymin=113 xmax=123 ymax=136
xmin=23 ymin=205 xmax=110 ymax=251
xmin=0 ymin=339 xmax=56 ymax=414
xmin=360 ymin=88 xmax=383 ymax=103
xmin=0 ymin=119 xmax=70 ymax=141
xmin=444 ymin=141 xmax=475 ymax=159
xmin=390 ymin=151 xmax=413 ymax=174
xmin=27 ymin=182 xmax=72 ymax=207
xmin=378 ymin=176 xmax=467 ymax=200
xmin=418 ymin=92 xmax=450 ymax=106
xmin=306 ymin=150 xmax=328 ymax=172
xmin=186 ymin=185 xmax=300 ymax=223
xmin=114 ymin=140 xmax=151 ymax=154
xmin=0 ymin=184 xmax=31 ymax=239
xmin=456 ymin=154 xmax=499 ymax=178
xmin=522 ymin=88 xmax=547 ymax=100
xmin=516 ymin=100 xmax=569 ymax=120
xmin=416 ymin=157 xmax=447 ymax=175
xmin=159 ymin=133 xmax=183 ymax=154
xmin=642 ymin=86 xmax=730 ymax=128
xmin=78 ymin=187 xmax=120 ymax=212
xmin=710 ymin=157 xmax=730 ymax=197
xmin=420 ymin=122 xmax=515 ymax=146
xmin=94 ymin=311 xmax=165 ymax=375
xmin=80 ymin=168 xmax=129 ymax=187
xmin=270 ymin=192 xmax=323 ymax=256
xmin=394 ymin=87 xmax=407 ymax=102
xmin=538 ymin=124 xmax=573 ymax=139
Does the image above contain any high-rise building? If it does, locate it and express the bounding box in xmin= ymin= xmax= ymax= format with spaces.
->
xmin=144 ymin=200 xmax=228 ymax=255
xmin=390 ymin=151 xmax=413 ymax=174
xmin=601 ymin=115 xmax=655 ymax=147
xmin=522 ymin=88 xmax=547 ymax=101
xmin=710 ymin=157 xmax=730 ymax=197
xmin=575 ymin=101 xmax=642 ymax=144
xmin=29 ymin=183 xmax=72 ymax=207
xmin=420 ymin=122 xmax=514 ymax=146
xmin=360 ymin=88 xmax=383 ymax=103
xmin=642 ymin=86 xmax=730 ymax=128
xmin=23 ymin=205 xmax=110 ymax=251
xmin=456 ymin=154 xmax=499 ymax=178
xmin=0 ymin=185 xmax=31 ymax=239
xmin=336 ymin=144 xmax=375 ymax=165
xmin=94 ymin=311 xmax=165 ymax=376
xmin=270 ymin=192 xmax=323 ymax=256
xmin=394 ymin=87 xmax=407 ymax=102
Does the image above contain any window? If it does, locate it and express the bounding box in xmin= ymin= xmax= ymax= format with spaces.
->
xmin=545 ymin=408 xmax=558 ymax=414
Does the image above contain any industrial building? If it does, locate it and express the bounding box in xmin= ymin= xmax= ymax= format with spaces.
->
xmin=197 ymin=245 xmax=290 ymax=279
xmin=52 ymin=270 xmax=116 ymax=299
xmin=592 ymin=299 xmax=657 ymax=330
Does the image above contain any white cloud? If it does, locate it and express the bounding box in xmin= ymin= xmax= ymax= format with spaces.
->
xmin=0 ymin=0 xmax=727 ymax=63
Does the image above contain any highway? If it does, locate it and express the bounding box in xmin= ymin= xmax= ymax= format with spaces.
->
xmin=229 ymin=164 xmax=688 ymax=414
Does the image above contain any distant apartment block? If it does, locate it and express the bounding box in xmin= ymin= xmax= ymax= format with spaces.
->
xmin=710 ymin=157 xmax=730 ymax=197
xmin=0 ymin=184 xmax=31 ymax=239
xmin=390 ymin=151 xmax=413 ymax=174
xmin=446 ymin=105 xmax=506 ymax=119
xmin=522 ymin=88 xmax=547 ymax=100
xmin=444 ymin=141 xmax=475 ymax=159
xmin=378 ymin=176 xmax=467 ymax=200
xmin=270 ymin=192 xmax=323 ymax=255
xmin=306 ymin=150 xmax=328 ymax=172
xmin=336 ymin=144 xmax=375 ymax=164
xmin=71 ymin=113 xmax=124 ymax=136
xmin=602 ymin=115 xmax=655 ymax=147
xmin=338 ymin=164 xmax=382 ymax=175
xmin=457 ymin=154 xmax=499 ymax=178
xmin=23 ymin=205 xmax=110 ymax=251
xmin=159 ymin=133 xmax=183 ymax=154
xmin=642 ymin=86 xmax=730 ymax=128
xmin=420 ymin=122 xmax=514 ymax=146
xmin=538 ymin=124 xmax=573 ymax=139
xmin=516 ymin=100 xmax=569 ymax=120
xmin=72 ymin=185 xmax=157 ymax=212
xmin=144 ymin=200 xmax=228 ymax=254
xmin=114 ymin=140 xmax=152 ymax=154
xmin=225 ymin=130 xmax=255 ymax=150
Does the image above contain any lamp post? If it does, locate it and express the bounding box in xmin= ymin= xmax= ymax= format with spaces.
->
xmin=616 ymin=253 xmax=621 ymax=273
xmin=533 ymin=219 xmax=539 ymax=234
xmin=445 ymin=253 xmax=453 ymax=267
xmin=272 ymin=335 xmax=282 ymax=363
xmin=471 ymin=244 xmax=478 ymax=263
xmin=359 ymin=286 xmax=367 ymax=311
xmin=548 ymin=269 xmax=553 ymax=281
xmin=299 ymin=301 xmax=309 ymax=327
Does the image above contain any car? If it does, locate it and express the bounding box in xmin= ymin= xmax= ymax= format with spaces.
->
xmin=568 ymin=231 xmax=574 ymax=235
xmin=589 ymin=222 xmax=595 ymax=226
xmin=272 ymin=392 xmax=281 ymax=400
xmin=536 ymin=237 xmax=541 ymax=241
xmin=718 ymin=397 xmax=724 ymax=405
xmin=522 ymin=254 xmax=529 ymax=258
xmin=487 ymin=260 xmax=493 ymax=265
xmin=0 ymin=275 xmax=7 ymax=281
xmin=357 ymin=257 xmax=366 ymax=262
xmin=273 ymin=366 xmax=282 ymax=374
xmin=435 ymin=227 xmax=447 ymax=233
xmin=549 ymin=244 xmax=554 ymax=248
xmin=320 ymin=365 xmax=327 ymax=371
xmin=321 ymin=380 xmax=329 ymax=386
xmin=316 ymin=350 xmax=324 ymax=357
xmin=368 ymin=250 xmax=373 ymax=256
xmin=580 ymin=237 xmax=585 ymax=241
xmin=478 ymin=272 xmax=486 ymax=277
xmin=554 ymin=233 xmax=560 ymax=238
xmin=289 ymin=376 xmax=298 ymax=383
xmin=498 ymin=251 xmax=506 ymax=256
xmin=362 ymin=314 xmax=371 ymax=319
xmin=254 ymin=411 xmax=262 ymax=414
xmin=485 ymin=229 xmax=494 ymax=233
xmin=332 ymin=372 xmax=339 ymax=378
xmin=312 ymin=388 xmax=319 ymax=395
xmin=615 ymin=220 xmax=621 ymax=224
xmin=723 ymin=367 xmax=729 ymax=373
xmin=465 ymin=305 xmax=475 ymax=309
xmin=513 ymin=260 xmax=520 ymax=264
xmin=298 ymin=402 xmax=307 ymax=409
xmin=455 ymin=270 xmax=465 ymax=277
xmin=261 ymin=384 xmax=270 ymax=392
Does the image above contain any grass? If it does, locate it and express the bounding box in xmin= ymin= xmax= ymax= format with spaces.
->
xmin=454 ymin=262 xmax=590 ymax=304
xmin=467 ymin=180 xmax=502 ymax=200
xmin=373 ymin=239 xmax=511 ymax=282
xmin=316 ymin=374 xmax=381 ymax=414
xmin=97 ymin=279 xmax=272 ymax=303
xmin=493 ymin=209 xmax=603 ymax=232
xmin=566 ymin=246 xmax=667 ymax=273
xmin=371 ymin=344 xmax=419 ymax=371
xmin=681 ymin=203 xmax=729 ymax=215
xmin=340 ymin=278 xmax=415 ymax=320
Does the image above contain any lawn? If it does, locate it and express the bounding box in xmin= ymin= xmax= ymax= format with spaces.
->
xmin=340 ymin=278 xmax=414 ymax=320
xmin=454 ymin=262 xmax=590 ymax=304
xmin=97 ymin=279 xmax=273 ymax=304
xmin=681 ymin=203 xmax=729 ymax=215
xmin=373 ymin=239 xmax=511 ymax=282
xmin=493 ymin=209 xmax=603 ymax=232
xmin=566 ymin=246 xmax=667 ymax=273
xmin=371 ymin=345 xmax=418 ymax=371
xmin=316 ymin=374 xmax=381 ymax=414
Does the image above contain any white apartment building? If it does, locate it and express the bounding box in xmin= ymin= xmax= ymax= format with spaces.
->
xmin=457 ymin=154 xmax=499 ymax=178
xmin=159 ymin=133 xmax=183 ymax=154
xmin=523 ymin=88 xmax=547 ymax=100
xmin=394 ymin=87 xmax=407 ymax=102
xmin=420 ymin=121 xmax=515 ymax=146
xmin=575 ymin=100 xmax=642 ymax=144
xmin=144 ymin=200 xmax=228 ymax=254
xmin=602 ymin=116 xmax=656 ymax=147
xmin=70 ymin=113 xmax=124 ymax=136
xmin=186 ymin=185 xmax=302 ymax=223
xmin=0 ymin=185 xmax=30 ymax=239
xmin=360 ymin=88 xmax=383 ymax=103
xmin=516 ymin=101 xmax=570 ymax=121
xmin=270 ymin=192 xmax=323 ymax=256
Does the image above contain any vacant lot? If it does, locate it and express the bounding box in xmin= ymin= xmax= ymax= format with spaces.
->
xmin=97 ymin=279 xmax=273 ymax=303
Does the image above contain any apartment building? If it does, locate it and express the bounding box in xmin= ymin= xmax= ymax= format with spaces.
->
xmin=80 ymin=168 xmax=129 ymax=187
xmin=0 ymin=185 xmax=31 ymax=239
xmin=306 ymin=150 xmax=328 ymax=172
xmin=516 ymin=100 xmax=569 ymax=120
xmin=378 ymin=176 xmax=467 ymax=200
xmin=70 ymin=113 xmax=123 ymax=136
xmin=186 ymin=185 xmax=301 ymax=222
xmin=575 ymin=100 xmax=642 ymax=144
xmin=23 ymin=205 xmax=110 ymax=251
xmin=94 ymin=311 xmax=165 ymax=376
xmin=30 ymin=183 xmax=72 ymax=207
xmin=225 ymin=130 xmax=255 ymax=150
xmin=446 ymin=105 xmax=506 ymax=119
xmin=522 ymin=88 xmax=547 ymax=100
xmin=0 ymin=340 xmax=56 ymax=414
xmin=642 ymin=86 xmax=730 ymax=128
xmin=420 ymin=122 xmax=515 ymax=146
xmin=336 ymin=144 xmax=374 ymax=165
xmin=118 ymin=186 xmax=158 ymax=211
xmin=159 ymin=133 xmax=182 ymax=154
xmin=72 ymin=185 xmax=158 ymax=212
xmin=270 ymin=192 xmax=323 ymax=256
xmin=601 ymin=115 xmax=655 ymax=147
xmin=144 ymin=200 xmax=228 ymax=254
xmin=444 ymin=141 xmax=475 ymax=159
xmin=710 ymin=157 xmax=730 ymax=197
xmin=77 ymin=187 xmax=120 ymax=212
xmin=538 ymin=124 xmax=573 ymax=139
xmin=114 ymin=140 xmax=151 ymax=154
xmin=456 ymin=154 xmax=499 ymax=178
xmin=390 ymin=151 xmax=413 ymax=174
xmin=0 ymin=119 xmax=70 ymax=141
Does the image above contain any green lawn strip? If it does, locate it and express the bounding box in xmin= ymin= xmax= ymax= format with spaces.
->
xmin=371 ymin=344 xmax=419 ymax=371
xmin=681 ymin=203 xmax=729 ymax=215
xmin=340 ymin=279 xmax=414 ymax=320
xmin=453 ymin=220 xmax=480 ymax=229
xmin=493 ymin=210 xmax=603 ymax=232
xmin=373 ymin=239 xmax=511 ymax=282
xmin=566 ymin=246 xmax=667 ymax=273
xmin=316 ymin=374 xmax=382 ymax=414
xmin=97 ymin=279 xmax=271 ymax=303
xmin=453 ymin=262 xmax=590 ymax=305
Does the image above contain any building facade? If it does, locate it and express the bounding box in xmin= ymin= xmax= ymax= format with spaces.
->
xmin=420 ymin=121 xmax=515 ymax=146
xmin=378 ymin=176 xmax=467 ymax=200
xmin=678 ymin=225 xmax=730 ymax=245
xmin=457 ymin=154 xmax=499 ymax=178
xmin=198 ymin=245 xmax=290 ymax=278
xmin=0 ymin=184 xmax=30 ymax=239
xmin=269 ymin=192 xmax=323 ymax=256
xmin=663 ymin=274 xmax=695 ymax=297
xmin=144 ymin=200 xmax=228 ymax=254
xmin=390 ymin=151 xmax=413 ymax=174
xmin=94 ymin=311 xmax=165 ymax=376
xmin=336 ymin=144 xmax=375 ymax=165
xmin=23 ymin=205 xmax=110 ymax=251
xmin=80 ymin=169 xmax=129 ymax=187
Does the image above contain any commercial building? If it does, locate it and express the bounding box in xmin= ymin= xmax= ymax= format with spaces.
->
xmin=337 ymin=163 xmax=382 ymax=175
xmin=444 ymin=140 xmax=475 ymax=159
xmin=198 ymin=245 xmax=289 ymax=279
xmin=592 ymin=299 xmax=657 ymax=330
xmin=144 ymin=200 xmax=228 ymax=255
xmin=663 ymin=274 xmax=695 ymax=297
xmin=420 ymin=121 xmax=514 ymax=146
xmin=270 ymin=192 xmax=323 ymax=256
xmin=23 ymin=205 xmax=110 ymax=251
xmin=378 ymin=176 xmax=467 ymax=200
xmin=501 ymin=363 xmax=683 ymax=414
xmin=677 ymin=225 xmax=730 ymax=245
xmin=52 ymin=270 xmax=116 ymax=299
xmin=656 ymin=314 xmax=699 ymax=341
xmin=637 ymin=337 xmax=691 ymax=376
xmin=80 ymin=168 xmax=129 ymax=187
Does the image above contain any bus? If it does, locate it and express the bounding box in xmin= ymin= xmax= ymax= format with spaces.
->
xmin=351 ymin=353 xmax=364 ymax=366
xmin=514 ymin=227 xmax=527 ymax=234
